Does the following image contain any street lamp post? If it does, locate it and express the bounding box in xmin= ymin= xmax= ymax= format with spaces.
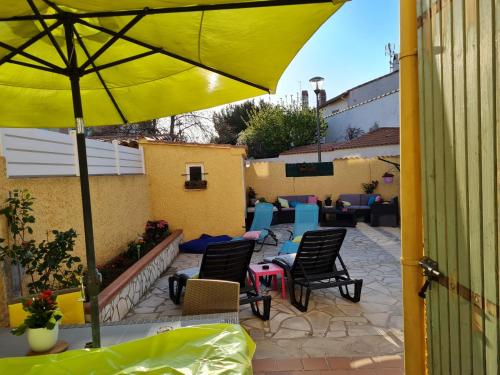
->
xmin=309 ymin=76 xmax=325 ymax=162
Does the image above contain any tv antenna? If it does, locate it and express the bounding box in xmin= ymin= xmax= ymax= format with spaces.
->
xmin=385 ymin=43 xmax=396 ymax=71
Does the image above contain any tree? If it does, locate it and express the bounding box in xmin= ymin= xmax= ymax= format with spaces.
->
xmin=212 ymin=100 xmax=265 ymax=144
xmin=162 ymin=112 xmax=214 ymax=143
xmin=239 ymin=102 xmax=327 ymax=158
xmin=89 ymin=111 xmax=214 ymax=143
xmin=345 ymin=125 xmax=365 ymax=141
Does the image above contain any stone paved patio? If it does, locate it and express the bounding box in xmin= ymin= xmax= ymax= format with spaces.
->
xmin=124 ymin=223 xmax=403 ymax=360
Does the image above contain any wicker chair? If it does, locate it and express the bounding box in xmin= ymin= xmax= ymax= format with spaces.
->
xmin=266 ymin=228 xmax=363 ymax=312
xmin=182 ymin=279 xmax=240 ymax=315
xmin=169 ymin=239 xmax=271 ymax=320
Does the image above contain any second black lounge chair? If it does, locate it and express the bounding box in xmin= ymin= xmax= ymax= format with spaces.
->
xmin=265 ymin=228 xmax=362 ymax=312
xmin=168 ymin=239 xmax=271 ymax=320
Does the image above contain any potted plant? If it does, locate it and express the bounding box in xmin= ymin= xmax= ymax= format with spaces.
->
xmin=362 ymin=180 xmax=379 ymax=194
xmin=12 ymin=290 xmax=63 ymax=352
xmin=0 ymin=190 xmax=86 ymax=327
xmin=324 ymin=195 xmax=332 ymax=207
xmin=247 ymin=187 xmax=257 ymax=206
xmin=382 ymin=172 xmax=394 ymax=184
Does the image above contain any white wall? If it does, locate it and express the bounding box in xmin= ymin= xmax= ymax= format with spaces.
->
xmin=324 ymin=90 xmax=400 ymax=143
xmin=348 ymin=71 xmax=399 ymax=106
xmin=321 ymin=71 xmax=399 ymax=118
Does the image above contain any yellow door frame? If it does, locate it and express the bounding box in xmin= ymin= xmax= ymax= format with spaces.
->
xmin=400 ymin=0 xmax=426 ymax=374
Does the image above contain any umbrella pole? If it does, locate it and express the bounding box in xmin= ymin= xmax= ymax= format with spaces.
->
xmin=75 ymin=124 xmax=101 ymax=348
xmin=65 ymin=21 xmax=101 ymax=348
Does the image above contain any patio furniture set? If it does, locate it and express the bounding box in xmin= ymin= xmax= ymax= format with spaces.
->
xmin=246 ymin=193 xmax=399 ymax=229
xmin=169 ymin=202 xmax=363 ymax=319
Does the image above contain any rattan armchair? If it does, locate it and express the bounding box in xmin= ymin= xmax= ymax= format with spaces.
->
xmin=182 ymin=279 xmax=240 ymax=315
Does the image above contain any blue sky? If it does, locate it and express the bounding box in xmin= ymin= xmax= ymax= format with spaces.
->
xmin=273 ymin=0 xmax=400 ymax=105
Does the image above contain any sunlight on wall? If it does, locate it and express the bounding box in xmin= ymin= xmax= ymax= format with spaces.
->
xmin=246 ymin=157 xmax=400 ymax=202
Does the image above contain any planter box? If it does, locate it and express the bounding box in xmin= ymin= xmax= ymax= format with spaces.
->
xmin=184 ymin=180 xmax=207 ymax=190
xmin=85 ymin=230 xmax=183 ymax=322
xmin=9 ymin=288 xmax=85 ymax=327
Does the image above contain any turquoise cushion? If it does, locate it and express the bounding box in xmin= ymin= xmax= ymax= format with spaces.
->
xmin=280 ymin=241 xmax=299 ymax=254
xmin=368 ymin=196 xmax=376 ymax=206
xmin=289 ymin=201 xmax=300 ymax=208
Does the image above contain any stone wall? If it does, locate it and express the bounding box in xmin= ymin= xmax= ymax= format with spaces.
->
xmin=96 ymin=230 xmax=182 ymax=323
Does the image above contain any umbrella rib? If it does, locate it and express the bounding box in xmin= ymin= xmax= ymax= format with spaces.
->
xmin=73 ymin=26 xmax=128 ymax=124
xmin=75 ymin=19 xmax=270 ymax=93
xmin=1 ymin=0 xmax=338 ymax=21
xmin=27 ymin=0 xmax=68 ymax=67
xmin=0 ymin=20 xmax=62 ymax=67
xmin=0 ymin=40 xmax=66 ymax=73
xmin=7 ymin=59 xmax=65 ymax=75
xmin=78 ymin=12 xmax=147 ymax=72
xmin=82 ymin=50 xmax=160 ymax=75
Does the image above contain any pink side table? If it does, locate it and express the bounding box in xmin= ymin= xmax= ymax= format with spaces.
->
xmin=249 ymin=264 xmax=286 ymax=299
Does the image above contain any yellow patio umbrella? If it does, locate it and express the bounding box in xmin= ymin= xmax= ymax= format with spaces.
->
xmin=0 ymin=0 xmax=345 ymax=348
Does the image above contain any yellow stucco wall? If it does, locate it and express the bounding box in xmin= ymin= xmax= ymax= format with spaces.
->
xmin=246 ymin=157 xmax=400 ymax=202
xmin=142 ymin=142 xmax=247 ymax=241
xmin=0 ymin=156 xmax=151 ymax=325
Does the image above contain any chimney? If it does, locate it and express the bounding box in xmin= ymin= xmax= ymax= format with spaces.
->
xmin=391 ymin=53 xmax=400 ymax=72
xmin=318 ymin=89 xmax=327 ymax=107
xmin=301 ymin=90 xmax=309 ymax=109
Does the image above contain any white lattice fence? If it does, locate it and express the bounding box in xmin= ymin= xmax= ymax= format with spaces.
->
xmin=0 ymin=128 xmax=144 ymax=178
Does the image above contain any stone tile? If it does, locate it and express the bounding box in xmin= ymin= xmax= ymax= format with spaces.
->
xmin=305 ymin=311 xmax=331 ymax=336
xmin=364 ymin=313 xmax=390 ymax=327
xmin=326 ymin=330 xmax=347 ymax=338
xmin=269 ymin=312 xmax=295 ymax=333
xmin=329 ymin=320 xmax=346 ymax=331
xmin=273 ymin=328 xmax=311 ymax=339
xmin=139 ymin=295 xmax=165 ymax=308
xmin=347 ymin=326 xmax=384 ymax=337
xmin=282 ymin=317 xmax=312 ymax=332
xmin=243 ymin=318 xmax=267 ymax=330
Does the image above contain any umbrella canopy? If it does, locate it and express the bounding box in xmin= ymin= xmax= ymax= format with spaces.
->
xmin=0 ymin=0 xmax=345 ymax=349
xmin=0 ymin=0 xmax=344 ymax=128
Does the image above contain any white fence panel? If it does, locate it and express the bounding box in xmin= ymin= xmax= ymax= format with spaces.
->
xmin=85 ymin=138 xmax=117 ymax=175
xmin=0 ymin=128 xmax=76 ymax=177
xmin=0 ymin=128 xmax=145 ymax=178
xmin=118 ymin=147 xmax=143 ymax=175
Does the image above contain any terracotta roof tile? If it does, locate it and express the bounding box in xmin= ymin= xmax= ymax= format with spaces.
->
xmin=280 ymin=127 xmax=399 ymax=156
xmin=279 ymin=143 xmax=337 ymax=155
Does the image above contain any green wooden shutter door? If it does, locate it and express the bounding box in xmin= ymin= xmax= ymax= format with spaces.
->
xmin=417 ymin=0 xmax=499 ymax=374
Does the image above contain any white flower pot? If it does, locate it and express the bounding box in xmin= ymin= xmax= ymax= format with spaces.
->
xmin=27 ymin=324 xmax=59 ymax=352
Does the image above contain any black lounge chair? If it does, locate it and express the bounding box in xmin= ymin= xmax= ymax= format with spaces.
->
xmin=265 ymin=228 xmax=362 ymax=312
xmin=168 ymin=239 xmax=271 ymax=320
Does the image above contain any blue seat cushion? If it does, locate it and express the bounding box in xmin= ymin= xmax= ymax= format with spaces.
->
xmin=179 ymin=234 xmax=233 ymax=254
xmin=279 ymin=241 xmax=299 ymax=254
xmin=176 ymin=266 xmax=199 ymax=278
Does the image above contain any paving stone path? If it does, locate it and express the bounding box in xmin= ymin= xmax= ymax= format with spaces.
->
xmin=124 ymin=223 xmax=403 ymax=360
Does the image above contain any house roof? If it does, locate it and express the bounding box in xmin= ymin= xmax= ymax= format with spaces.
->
xmin=140 ymin=140 xmax=247 ymax=150
xmin=89 ymin=134 xmax=246 ymax=151
xmin=319 ymin=70 xmax=399 ymax=109
xmin=279 ymin=127 xmax=400 ymax=156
